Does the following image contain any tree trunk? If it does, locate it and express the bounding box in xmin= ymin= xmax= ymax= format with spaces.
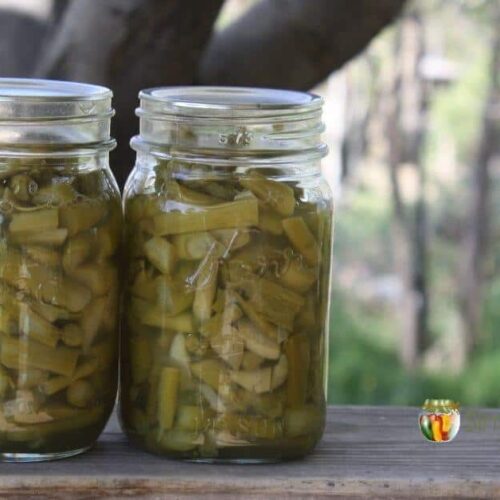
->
xmin=459 ymin=6 xmax=500 ymax=355
xmin=0 ymin=9 xmax=47 ymax=77
xmin=36 ymin=0 xmax=225 ymax=187
xmin=385 ymin=11 xmax=429 ymax=370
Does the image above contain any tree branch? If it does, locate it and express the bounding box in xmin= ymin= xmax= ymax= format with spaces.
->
xmin=37 ymin=0 xmax=224 ymax=187
xmin=199 ymin=0 xmax=408 ymax=89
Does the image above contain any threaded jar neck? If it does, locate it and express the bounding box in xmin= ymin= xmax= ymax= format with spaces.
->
xmin=131 ymin=86 xmax=327 ymax=164
xmin=0 ymin=78 xmax=115 ymax=156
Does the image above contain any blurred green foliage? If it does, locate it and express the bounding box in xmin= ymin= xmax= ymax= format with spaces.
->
xmin=326 ymin=0 xmax=499 ymax=408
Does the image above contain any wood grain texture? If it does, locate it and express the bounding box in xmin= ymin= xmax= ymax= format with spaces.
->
xmin=0 ymin=406 xmax=498 ymax=499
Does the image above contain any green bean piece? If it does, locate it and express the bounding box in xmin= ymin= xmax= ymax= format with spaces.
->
xmin=282 ymin=216 xmax=320 ymax=267
xmin=153 ymin=198 xmax=259 ymax=235
xmin=240 ymin=172 xmax=295 ymax=217
xmin=144 ymin=236 xmax=177 ymax=274
xmin=158 ymin=367 xmax=180 ymax=432
xmin=67 ymin=380 xmax=95 ymax=408
xmin=9 ymin=208 xmax=59 ymax=233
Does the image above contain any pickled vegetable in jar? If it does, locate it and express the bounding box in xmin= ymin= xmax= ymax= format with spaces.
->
xmin=0 ymin=79 xmax=121 ymax=462
xmin=121 ymin=87 xmax=333 ymax=462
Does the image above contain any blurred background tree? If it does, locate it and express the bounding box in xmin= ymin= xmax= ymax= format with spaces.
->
xmin=1 ymin=0 xmax=498 ymax=407
xmin=0 ymin=0 xmax=407 ymax=186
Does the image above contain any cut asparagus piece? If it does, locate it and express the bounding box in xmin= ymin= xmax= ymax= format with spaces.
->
xmin=240 ymin=172 xmax=295 ymax=216
xmin=24 ymin=245 xmax=61 ymax=267
xmin=193 ymin=254 xmax=218 ymax=324
xmin=130 ymin=336 xmax=153 ymax=384
xmin=69 ymin=263 xmax=115 ymax=296
xmin=131 ymin=268 xmax=157 ymax=303
xmin=41 ymin=359 xmax=99 ymax=396
xmin=209 ymin=328 xmax=245 ymax=370
xmin=199 ymin=383 xmax=227 ymax=412
xmin=9 ymin=208 xmax=59 ymax=233
xmin=1 ymin=337 xmax=79 ymax=377
xmin=168 ymin=181 xmax=222 ymax=206
xmin=18 ymin=304 xmax=61 ymax=348
xmin=241 ymin=351 xmax=265 ymax=371
xmin=0 ymin=366 xmax=11 ymax=399
xmin=184 ymin=334 xmax=209 ymax=357
xmin=142 ymin=307 xmax=195 ymax=333
xmin=295 ymin=293 xmax=317 ymax=331
xmin=153 ymin=198 xmax=259 ymax=235
xmin=32 ymin=183 xmax=77 ymax=206
xmin=279 ymin=258 xmax=317 ymax=293
xmin=230 ymin=366 xmax=272 ymax=394
xmin=62 ymin=233 xmax=92 ymax=272
xmin=172 ymin=232 xmax=223 ymax=260
xmin=81 ymin=297 xmax=107 ymax=351
xmin=17 ymin=368 xmax=49 ymax=390
xmin=169 ymin=333 xmax=190 ymax=373
xmin=144 ymin=236 xmax=177 ymax=274
xmin=62 ymin=323 xmax=84 ymax=347
xmin=176 ymin=405 xmax=209 ymax=432
xmin=231 ymin=291 xmax=280 ymax=341
xmin=155 ymin=275 xmax=194 ymax=316
xmin=211 ymin=229 xmax=251 ymax=252
xmin=67 ymin=379 xmax=95 ymax=408
xmin=241 ymin=275 xmax=305 ymax=329
xmin=9 ymin=174 xmax=37 ymax=202
xmin=215 ymin=413 xmax=283 ymax=440
xmin=158 ymin=366 xmax=180 ymax=432
xmin=190 ymin=359 xmax=226 ymax=391
xmin=271 ymin=354 xmax=288 ymax=390
xmin=60 ymin=201 xmax=106 ymax=236
xmin=40 ymin=276 xmax=92 ymax=313
xmin=157 ymin=428 xmax=203 ymax=452
xmin=31 ymin=300 xmax=73 ymax=323
xmin=236 ymin=319 xmax=280 ymax=360
xmin=257 ymin=207 xmax=285 ymax=235
xmin=282 ymin=216 xmax=320 ymax=266
xmin=10 ymin=228 xmax=68 ymax=247
xmin=285 ymin=335 xmax=310 ymax=407
xmin=95 ymin=222 xmax=120 ymax=259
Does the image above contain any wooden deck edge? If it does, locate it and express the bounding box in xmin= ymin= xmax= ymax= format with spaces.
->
xmin=0 ymin=476 xmax=498 ymax=499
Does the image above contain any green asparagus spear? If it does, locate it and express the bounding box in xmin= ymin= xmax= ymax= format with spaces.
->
xmin=282 ymin=217 xmax=319 ymax=267
xmin=153 ymin=198 xmax=259 ymax=235
xmin=240 ymin=172 xmax=295 ymax=217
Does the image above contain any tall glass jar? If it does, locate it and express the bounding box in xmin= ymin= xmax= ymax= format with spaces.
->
xmin=121 ymin=87 xmax=333 ymax=462
xmin=0 ymin=79 xmax=122 ymax=462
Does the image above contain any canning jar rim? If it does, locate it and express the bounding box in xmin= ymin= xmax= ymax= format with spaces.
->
xmin=0 ymin=78 xmax=113 ymax=121
xmin=138 ymin=86 xmax=323 ymax=119
xmin=0 ymin=78 xmax=112 ymax=102
xmin=0 ymin=78 xmax=115 ymax=148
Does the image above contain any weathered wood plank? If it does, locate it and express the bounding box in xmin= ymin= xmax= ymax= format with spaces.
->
xmin=0 ymin=406 xmax=498 ymax=499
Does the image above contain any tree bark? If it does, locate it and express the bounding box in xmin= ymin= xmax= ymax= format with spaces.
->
xmin=459 ymin=7 xmax=500 ymax=355
xmin=385 ymin=11 xmax=429 ymax=370
xmin=36 ymin=0 xmax=224 ymax=187
xmin=199 ymin=0 xmax=408 ymax=89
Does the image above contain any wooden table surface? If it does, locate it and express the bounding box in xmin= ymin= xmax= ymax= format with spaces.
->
xmin=0 ymin=405 xmax=498 ymax=499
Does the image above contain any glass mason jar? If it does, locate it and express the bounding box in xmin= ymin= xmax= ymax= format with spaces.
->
xmin=121 ymin=87 xmax=333 ymax=462
xmin=0 ymin=79 xmax=122 ymax=462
